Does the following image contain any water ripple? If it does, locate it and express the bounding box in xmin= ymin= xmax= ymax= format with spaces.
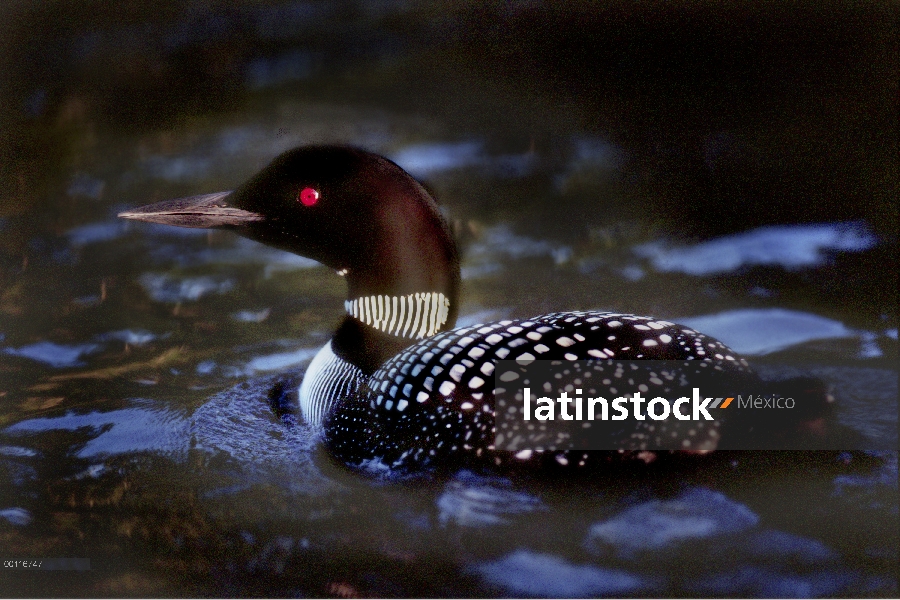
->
xmin=635 ymin=222 xmax=876 ymax=276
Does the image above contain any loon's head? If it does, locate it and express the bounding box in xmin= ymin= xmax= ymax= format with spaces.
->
xmin=120 ymin=145 xmax=461 ymax=371
xmin=120 ymin=146 xmax=459 ymax=306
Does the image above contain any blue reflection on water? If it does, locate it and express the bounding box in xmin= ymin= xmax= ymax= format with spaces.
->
xmin=586 ymin=487 xmax=759 ymax=556
xmin=67 ymin=221 xmax=128 ymax=246
xmin=436 ymin=472 xmax=544 ymax=527
xmin=678 ymin=308 xmax=857 ymax=355
xmin=392 ymin=141 xmax=484 ymax=177
xmin=391 ymin=141 xmax=537 ymax=179
xmin=238 ymin=346 xmax=319 ymax=376
xmin=0 ymin=507 xmax=32 ymax=526
xmin=138 ymin=272 xmax=235 ymax=302
xmin=4 ymin=403 xmax=189 ymax=459
xmin=95 ymin=329 xmax=160 ymax=346
xmin=635 ymin=222 xmax=877 ymax=276
xmin=2 ymin=331 xmax=161 ymax=368
xmin=0 ymin=445 xmax=37 ymax=457
xmin=232 ymin=308 xmax=271 ymax=323
xmin=582 ymin=488 xmax=856 ymax=596
xmin=3 ymin=341 xmax=101 ymax=368
xmin=462 ymin=224 xmax=571 ymax=280
xmin=473 ymin=550 xmax=647 ymax=596
xmin=690 ymin=565 xmax=853 ymax=598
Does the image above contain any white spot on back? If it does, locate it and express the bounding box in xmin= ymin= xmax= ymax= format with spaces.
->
xmin=449 ymin=364 xmax=466 ymax=382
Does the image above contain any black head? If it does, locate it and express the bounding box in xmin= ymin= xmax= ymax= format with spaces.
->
xmin=231 ymin=146 xmax=415 ymax=267
xmin=120 ymin=144 xmax=459 ymax=304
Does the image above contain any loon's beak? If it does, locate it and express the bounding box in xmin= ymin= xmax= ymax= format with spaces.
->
xmin=118 ymin=191 xmax=264 ymax=229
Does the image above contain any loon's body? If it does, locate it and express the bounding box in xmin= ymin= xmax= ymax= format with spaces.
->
xmin=314 ymin=311 xmax=752 ymax=471
xmin=120 ymin=145 xmax=778 ymax=474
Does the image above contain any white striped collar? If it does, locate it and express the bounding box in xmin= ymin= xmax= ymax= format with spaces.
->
xmin=345 ymin=292 xmax=451 ymax=339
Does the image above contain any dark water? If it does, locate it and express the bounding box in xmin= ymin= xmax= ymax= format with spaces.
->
xmin=0 ymin=1 xmax=897 ymax=597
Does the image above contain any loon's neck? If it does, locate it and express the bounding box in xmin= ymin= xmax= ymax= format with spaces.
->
xmin=328 ymin=178 xmax=460 ymax=374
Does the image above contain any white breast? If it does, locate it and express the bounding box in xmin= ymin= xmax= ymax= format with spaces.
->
xmin=298 ymin=341 xmax=365 ymax=429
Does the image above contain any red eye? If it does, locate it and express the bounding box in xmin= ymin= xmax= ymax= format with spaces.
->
xmin=298 ymin=187 xmax=319 ymax=206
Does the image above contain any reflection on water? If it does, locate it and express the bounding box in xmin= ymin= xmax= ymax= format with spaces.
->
xmin=5 ymin=401 xmax=188 ymax=459
xmin=586 ymin=487 xmax=760 ymax=555
xmin=635 ymin=222 xmax=877 ymax=276
xmin=3 ymin=341 xmax=102 ymax=368
xmin=0 ymin=507 xmax=33 ymax=527
xmin=678 ymin=308 xmax=858 ymax=356
xmin=391 ymin=141 xmax=485 ymax=177
xmin=462 ymin=224 xmax=573 ymax=280
xmin=138 ymin=272 xmax=236 ymax=303
xmin=0 ymin=0 xmax=896 ymax=597
xmin=391 ymin=140 xmax=538 ymax=179
xmin=436 ymin=472 xmax=544 ymax=527
xmin=474 ymin=550 xmax=647 ymax=597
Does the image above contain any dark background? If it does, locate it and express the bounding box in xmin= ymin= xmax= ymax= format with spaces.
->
xmin=1 ymin=0 xmax=896 ymax=318
xmin=2 ymin=1 xmax=896 ymax=226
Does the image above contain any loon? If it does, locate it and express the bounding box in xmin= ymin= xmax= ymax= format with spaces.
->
xmin=119 ymin=145 xmax=817 ymax=473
